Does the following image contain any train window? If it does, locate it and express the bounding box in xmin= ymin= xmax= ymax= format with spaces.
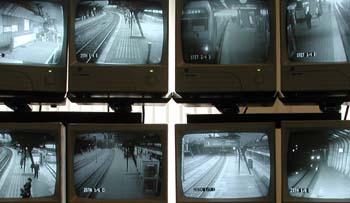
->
xmin=0 ymin=1 xmax=64 ymax=65
xmin=181 ymin=132 xmax=271 ymax=198
xmin=24 ymin=19 xmax=30 ymax=31
xmin=287 ymin=128 xmax=350 ymax=199
xmin=72 ymin=131 xmax=163 ymax=199
xmin=74 ymin=0 xmax=164 ymax=64
xmin=286 ymin=0 xmax=349 ymax=62
xmin=181 ymin=0 xmax=271 ymax=64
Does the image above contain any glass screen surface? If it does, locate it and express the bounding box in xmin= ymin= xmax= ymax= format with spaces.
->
xmin=286 ymin=0 xmax=350 ymax=62
xmin=287 ymin=128 xmax=350 ymax=198
xmin=181 ymin=0 xmax=271 ymax=64
xmin=181 ymin=132 xmax=270 ymax=198
xmin=0 ymin=1 xmax=64 ymax=65
xmin=75 ymin=0 xmax=164 ymax=64
xmin=0 ymin=131 xmax=57 ymax=198
xmin=74 ymin=131 xmax=162 ymax=199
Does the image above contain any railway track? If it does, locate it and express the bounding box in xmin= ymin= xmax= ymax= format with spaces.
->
xmin=75 ymin=13 xmax=119 ymax=63
xmin=290 ymin=167 xmax=319 ymax=197
xmin=184 ymin=155 xmax=214 ymax=174
xmin=45 ymin=162 xmax=56 ymax=179
xmin=74 ymin=152 xmax=98 ymax=172
xmin=183 ymin=155 xmax=226 ymax=198
xmin=75 ymin=149 xmax=114 ymax=198
xmin=0 ymin=147 xmax=12 ymax=176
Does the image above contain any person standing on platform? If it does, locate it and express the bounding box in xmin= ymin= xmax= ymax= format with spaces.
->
xmin=34 ymin=163 xmax=40 ymax=179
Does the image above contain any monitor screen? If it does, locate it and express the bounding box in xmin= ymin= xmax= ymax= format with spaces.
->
xmin=286 ymin=0 xmax=350 ymax=62
xmin=287 ymin=128 xmax=350 ymax=199
xmin=181 ymin=132 xmax=270 ymax=198
xmin=0 ymin=131 xmax=58 ymax=198
xmin=75 ymin=0 xmax=164 ymax=64
xmin=73 ymin=131 xmax=162 ymax=199
xmin=181 ymin=0 xmax=270 ymax=64
xmin=0 ymin=0 xmax=64 ymax=65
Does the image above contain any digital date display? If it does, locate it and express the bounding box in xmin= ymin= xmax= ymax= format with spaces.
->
xmin=190 ymin=54 xmax=212 ymax=61
xmin=296 ymin=52 xmax=316 ymax=58
xmin=289 ymin=187 xmax=310 ymax=194
xmin=83 ymin=187 xmax=106 ymax=193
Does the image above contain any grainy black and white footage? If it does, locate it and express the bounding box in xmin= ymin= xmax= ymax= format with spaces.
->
xmin=75 ymin=0 xmax=164 ymax=64
xmin=0 ymin=1 xmax=64 ymax=64
xmin=287 ymin=0 xmax=350 ymax=62
xmin=181 ymin=132 xmax=270 ymax=198
xmin=288 ymin=129 xmax=350 ymax=198
xmin=181 ymin=0 xmax=270 ymax=64
xmin=74 ymin=132 xmax=162 ymax=199
xmin=0 ymin=132 xmax=57 ymax=198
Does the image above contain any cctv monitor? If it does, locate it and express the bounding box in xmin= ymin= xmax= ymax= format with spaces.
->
xmin=282 ymin=120 xmax=350 ymax=203
xmin=175 ymin=0 xmax=276 ymax=104
xmin=0 ymin=122 xmax=64 ymax=203
xmin=68 ymin=0 xmax=168 ymax=101
xmin=176 ymin=122 xmax=275 ymax=203
xmin=67 ymin=123 xmax=167 ymax=203
xmin=0 ymin=0 xmax=68 ymax=100
xmin=281 ymin=0 xmax=350 ymax=103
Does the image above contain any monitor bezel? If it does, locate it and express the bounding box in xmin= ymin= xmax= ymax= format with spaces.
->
xmin=281 ymin=120 xmax=350 ymax=203
xmin=176 ymin=122 xmax=276 ymax=203
xmin=67 ymin=123 xmax=168 ymax=203
xmin=0 ymin=122 xmax=64 ymax=203
xmin=175 ymin=0 xmax=277 ymax=99
xmin=0 ymin=0 xmax=68 ymax=99
xmin=280 ymin=0 xmax=350 ymax=97
xmin=68 ymin=0 xmax=169 ymax=98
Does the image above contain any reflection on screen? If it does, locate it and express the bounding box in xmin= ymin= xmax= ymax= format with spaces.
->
xmin=0 ymin=131 xmax=57 ymax=198
xmin=75 ymin=0 xmax=164 ymax=64
xmin=288 ymin=129 xmax=350 ymax=198
xmin=181 ymin=0 xmax=270 ymax=64
xmin=181 ymin=132 xmax=270 ymax=198
xmin=74 ymin=132 xmax=162 ymax=199
xmin=287 ymin=0 xmax=350 ymax=62
xmin=0 ymin=1 xmax=64 ymax=65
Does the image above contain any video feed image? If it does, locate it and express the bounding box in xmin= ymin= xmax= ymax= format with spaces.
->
xmin=288 ymin=129 xmax=350 ymax=198
xmin=74 ymin=132 xmax=162 ymax=199
xmin=75 ymin=0 xmax=164 ymax=64
xmin=0 ymin=1 xmax=64 ymax=65
xmin=287 ymin=0 xmax=350 ymax=62
xmin=181 ymin=132 xmax=270 ymax=198
xmin=0 ymin=131 xmax=57 ymax=198
xmin=181 ymin=0 xmax=270 ymax=64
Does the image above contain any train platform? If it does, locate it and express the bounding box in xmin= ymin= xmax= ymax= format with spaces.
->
xmin=0 ymin=41 xmax=60 ymax=64
xmin=294 ymin=2 xmax=347 ymax=62
xmin=310 ymin=165 xmax=350 ymax=198
xmin=98 ymin=12 xmax=163 ymax=64
xmin=207 ymin=154 xmax=263 ymax=198
xmin=0 ymin=147 xmax=56 ymax=198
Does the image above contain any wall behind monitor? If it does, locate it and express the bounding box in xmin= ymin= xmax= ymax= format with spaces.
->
xmin=0 ymin=0 xmax=349 ymax=202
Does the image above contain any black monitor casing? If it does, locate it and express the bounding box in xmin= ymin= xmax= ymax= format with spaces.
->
xmin=175 ymin=0 xmax=277 ymax=105
xmin=68 ymin=0 xmax=168 ymax=102
xmin=0 ymin=0 xmax=68 ymax=102
xmin=176 ymin=122 xmax=276 ymax=203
